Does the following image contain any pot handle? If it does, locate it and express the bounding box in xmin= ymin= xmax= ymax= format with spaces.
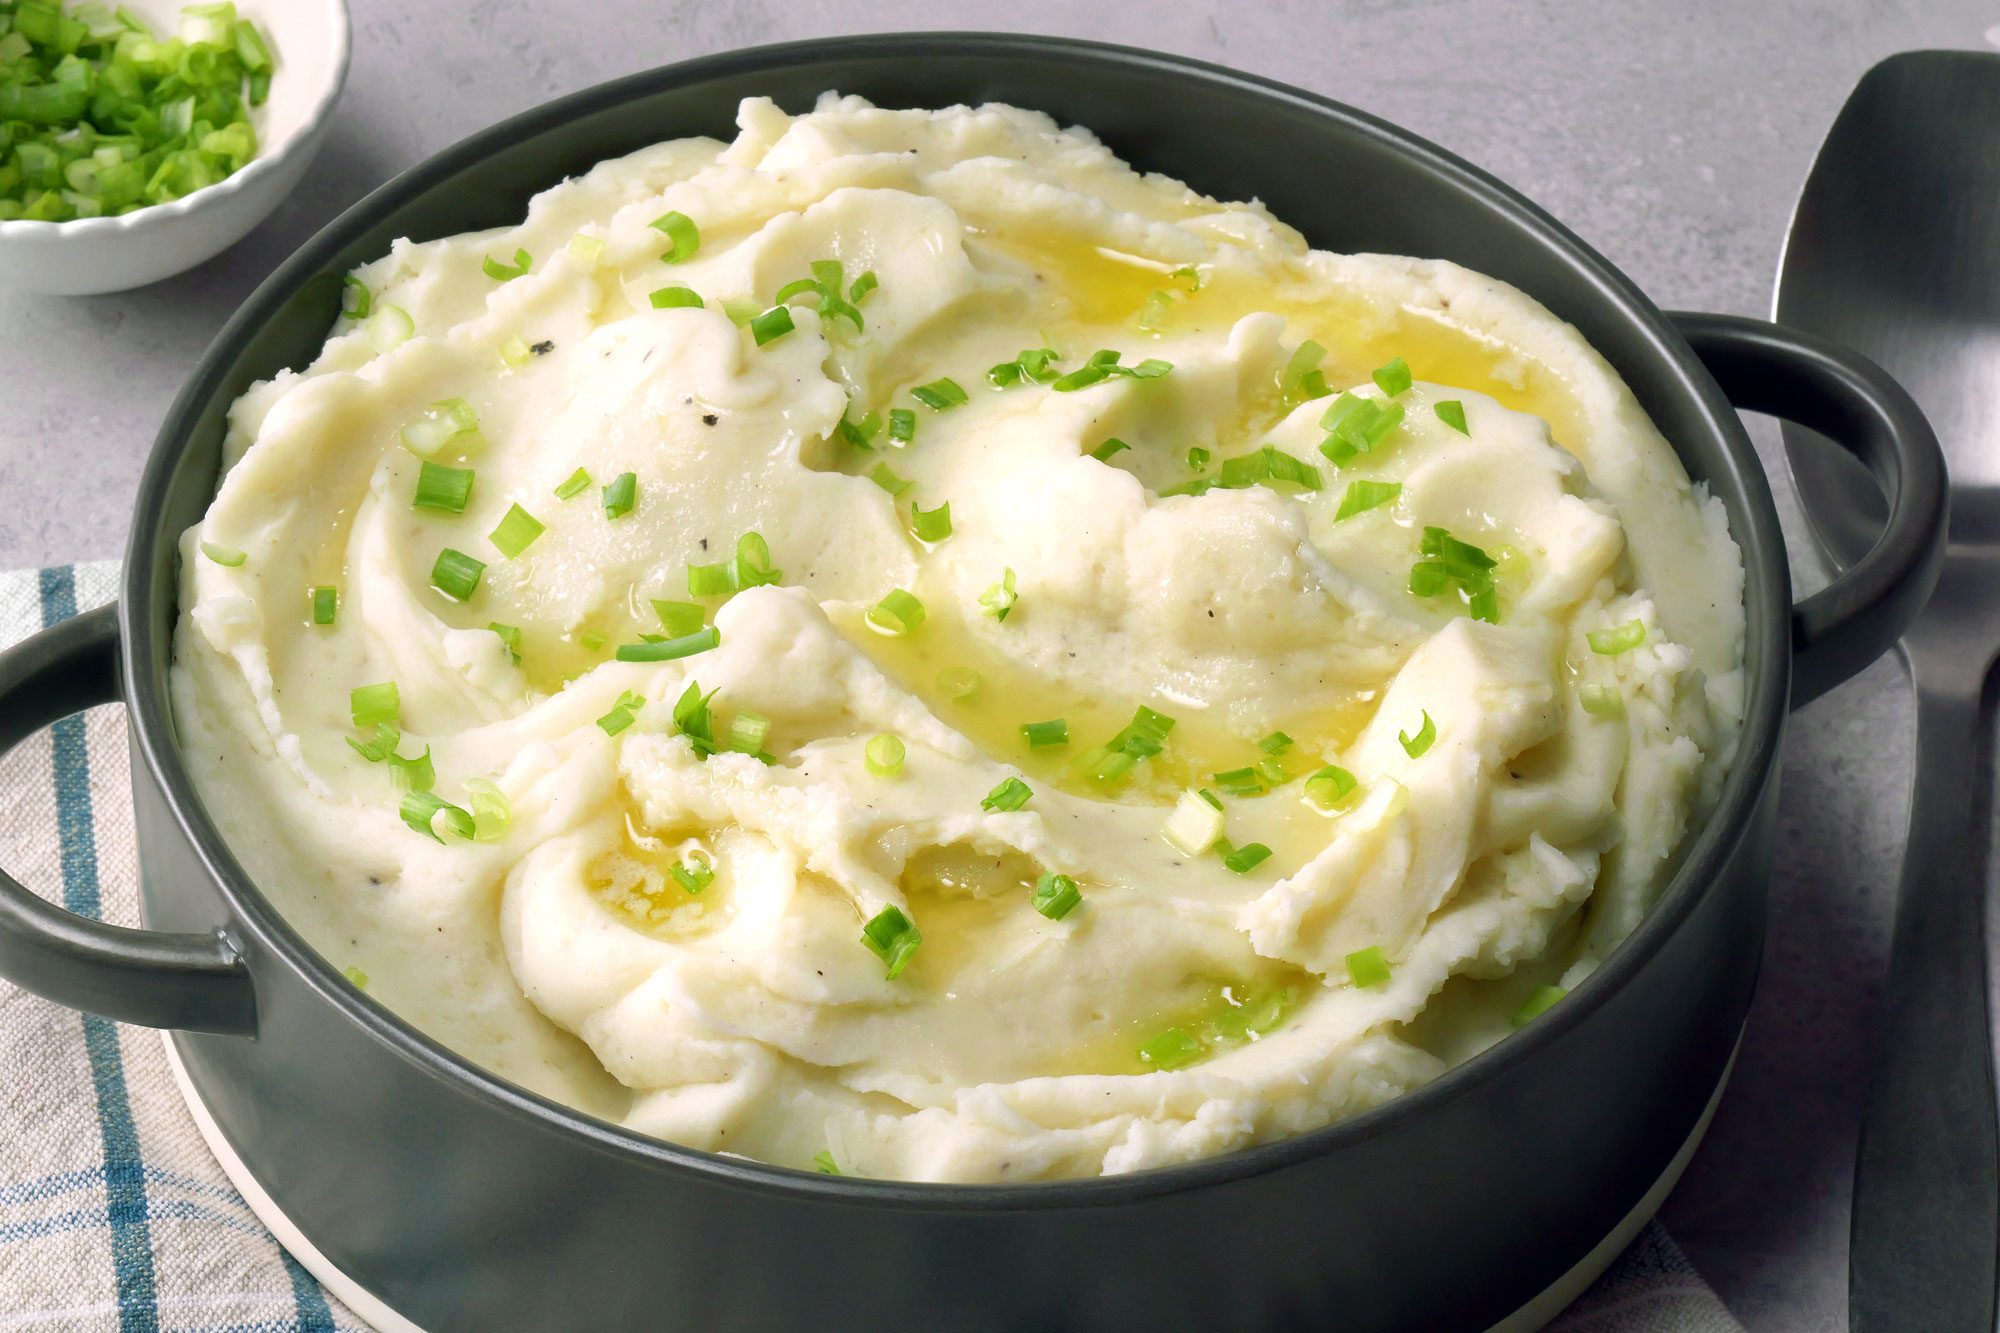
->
xmin=1669 ymin=312 xmax=1946 ymax=708
xmin=0 ymin=602 xmax=256 ymax=1035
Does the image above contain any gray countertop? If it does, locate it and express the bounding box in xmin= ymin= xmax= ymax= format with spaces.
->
xmin=3 ymin=2 xmax=1992 ymax=1326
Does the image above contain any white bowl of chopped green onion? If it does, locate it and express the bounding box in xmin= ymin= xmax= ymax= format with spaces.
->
xmin=0 ymin=0 xmax=349 ymax=294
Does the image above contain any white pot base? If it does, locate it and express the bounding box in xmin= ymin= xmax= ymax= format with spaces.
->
xmin=162 ymin=1029 xmax=1737 ymax=1333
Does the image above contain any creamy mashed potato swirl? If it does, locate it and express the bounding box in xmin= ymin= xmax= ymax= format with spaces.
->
xmin=173 ymin=95 xmax=1745 ymax=1182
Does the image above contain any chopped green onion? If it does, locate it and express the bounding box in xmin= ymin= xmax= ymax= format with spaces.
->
xmin=1280 ymin=339 xmax=1330 ymax=401
xmin=1257 ymin=756 xmax=1289 ymax=785
xmin=866 ymin=588 xmax=925 ymax=637
xmin=1580 ymin=684 xmax=1626 ymax=719
xmin=837 ymin=411 xmax=881 ymax=451
xmin=341 ymin=276 xmax=371 ymax=320
xmin=601 ymin=472 xmax=637 ymax=519
xmin=887 ymin=408 xmax=917 ymax=443
xmin=1345 ymin=945 xmax=1391 ymax=989
xmin=1318 ymin=392 xmax=1405 ymax=464
xmin=412 ymin=461 xmax=474 ymax=514
xmin=749 ymin=306 xmax=794 ymax=346
xmin=347 ymin=722 xmax=401 ymax=764
xmin=578 ymin=629 xmax=607 ymax=652
xmin=936 ymin=666 xmax=981 ymax=701
xmin=651 ymin=210 xmax=699 ymax=263
xmin=725 ymin=709 xmax=770 ymax=756
xmin=368 ymin=305 xmax=416 ymax=354
xmin=596 ymin=689 xmax=645 ymax=737
xmin=1258 ymin=731 xmax=1293 ymax=755
xmin=1089 ymin=438 xmax=1130 ymax=462
xmin=1187 ymin=446 xmax=1211 ymax=472
xmin=385 ymin=744 xmax=434 ymax=794
xmin=310 ymin=586 xmax=338 ymax=626
xmin=1334 ymin=479 xmax=1402 ymax=522
xmin=400 ymin=789 xmax=475 ymax=843
xmin=687 ymin=562 xmax=735 ymax=597
xmin=849 ymin=271 xmax=878 ymax=303
xmin=1032 ymin=872 xmax=1082 ymax=921
xmin=350 ymin=682 xmax=400 ymax=728
xmin=1135 ymin=290 xmax=1174 ymax=331
xmin=1434 ymin=400 xmax=1469 ymax=435
xmin=1078 ymin=706 xmax=1178 ymax=784
xmin=1399 ymin=710 xmax=1436 ymax=758
xmin=671 ymin=681 xmax=719 ymax=754
xmin=980 ymin=567 xmax=1018 ymax=622
xmin=1163 ymin=787 xmax=1226 ymax=856
xmin=652 ymin=600 xmax=706 ymax=637
xmin=342 ymin=966 xmax=369 ymax=989
xmin=1171 ymin=265 xmax=1204 ymax=292
xmin=1372 ymin=356 xmax=1412 ymax=397
xmin=553 ymin=467 xmax=592 ymax=500
xmin=499 ymin=336 xmax=533 ymax=368
xmin=814 ymin=1151 xmax=841 ymax=1175
xmin=869 ymin=462 xmax=912 ymax=497
xmin=670 ymin=850 xmax=716 ymax=894
xmin=1020 ymin=718 xmax=1069 ymax=748
xmin=566 ymin=233 xmax=606 ymax=267
xmin=988 ymin=348 xmax=1060 ymax=387
xmin=399 ymin=398 xmax=480 ymax=459
xmin=910 ymin=500 xmax=952 ymax=542
xmin=1213 ymin=445 xmax=1323 ymax=493
xmin=649 ymin=285 xmax=704 ymax=309
xmin=1051 ymin=349 xmax=1174 ymax=392
xmin=482 ymin=248 xmax=532 ymax=282
xmin=488 ymin=622 xmax=522 ymax=664
xmin=1303 ymin=765 xmax=1360 ymax=811
xmin=199 ymin=541 xmax=245 ymax=567
xmin=865 ymin=733 xmax=905 ymax=778
xmin=911 ymin=378 xmax=968 ymax=411
xmin=488 ymin=504 xmax=544 ymax=558
xmin=1410 ymin=526 xmax=1501 ymax=622
xmin=1211 ymin=767 xmax=1267 ymax=798
xmin=430 ymin=549 xmax=485 ymax=603
xmin=1221 ymin=842 xmax=1273 ymax=874
xmin=615 ymin=626 xmax=720 ymax=662
xmin=981 ymin=777 xmax=1033 ymax=813
xmin=1512 ymin=985 xmax=1568 ymax=1028
xmin=772 ymin=259 xmax=867 ymax=332
xmin=861 ymin=904 xmax=922 ymax=979
xmin=1138 ymin=1027 xmax=1204 ymax=1071
xmin=1587 ymin=619 xmax=1647 ymax=655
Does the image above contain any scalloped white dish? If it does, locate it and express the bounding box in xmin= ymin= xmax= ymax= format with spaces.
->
xmin=0 ymin=0 xmax=350 ymax=295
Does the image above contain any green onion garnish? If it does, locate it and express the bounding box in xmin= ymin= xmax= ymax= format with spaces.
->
xmin=601 ymin=472 xmax=637 ymax=519
xmin=865 ymin=733 xmax=905 ymax=778
xmin=1020 ymin=718 xmax=1068 ymax=748
xmin=910 ymin=500 xmax=952 ymax=542
xmin=400 ymin=790 xmax=475 ymax=843
xmin=489 ymin=504 xmax=544 ymax=558
xmin=200 ymin=541 xmax=245 ymax=567
xmin=1171 ymin=264 xmax=1204 ymax=292
xmin=980 ymin=568 xmax=1017 ymax=622
xmin=615 ymin=626 xmax=720 ymax=662
xmin=399 ymin=398 xmax=480 ymax=459
xmin=343 ymin=966 xmax=369 ymax=989
xmin=554 ymin=467 xmax=592 ymax=500
xmin=1221 ymin=841 xmax=1273 ymax=874
xmin=1211 ymin=767 xmax=1267 ymax=799
xmin=1303 ymin=765 xmax=1359 ymax=811
xmin=350 ymin=682 xmax=400 ymax=728
xmin=1345 ymin=945 xmax=1391 ymax=989
xmin=1032 ymin=872 xmax=1082 ymax=921
xmin=649 ymin=285 xmax=704 ymax=309
xmin=1051 ymin=349 xmax=1173 ymax=391
xmin=412 ymin=461 xmax=474 ymax=514
xmin=1187 ymin=446 xmax=1211 ymax=472
xmin=1213 ymin=444 xmax=1323 ymax=493
xmin=650 ymin=210 xmax=699 ymax=263
xmin=1258 ymin=731 xmax=1293 ymax=755
xmin=578 ymin=629 xmax=607 ymax=652
xmin=866 ymin=589 xmax=925 ymax=637
xmin=670 ymin=850 xmax=715 ymax=894
xmin=1077 ymin=706 xmax=1178 ymax=784
xmin=1409 ymin=526 xmax=1501 ymax=623
xmin=981 ymin=777 xmax=1033 ymax=813
xmin=385 ymin=744 xmax=434 ymax=795
xmin=1587 ymin=619 xmax=1647 ymax=655
xmin=749 ymin=306 xmax=794 ymax=346
xmin=1162 ymin=788 xmax=1225 ymax=855
xmin=1434 ymin=400 xmax=1469 ymax=435
xmin=814 ymin=1151 xmax=841 ymax=1175
xmin=341 ymin=276 xmax=371 ymax=320
xmin=488 ymin=622 xmax=522 ymax=664
xmin=773 ymin=259 xmax=868 ymax=332
xmin=1135 ymin=290 xmax=1175 ymax=332
xmin=849 ymin=271 xmax=878 ymax=303
xmin=869 ymin=462 xmax=912 ymax=497
xmin=310 ymin=586 xmax=338 ymax=626
xmin=1138 ymin=1027 xmax=1204 ymax=1071
xmin=1318 ymin=392 xmax=1405 ymax=464
xmin=652 ymin=600 xmax=706 ymax=637
xmin=1399 ymin=710 xmax=1436 ymax=758
xmin=1580 ymin=684 xmax=1626 ymax=719
xmin=887 ymin=408 xmax=916 ymax=443
xmin=596 ymin=689 xmax=645 ymax=737
xmin=911 ymin=378 xmax=968 ymax=411
xmin=1334 ymin=479 xmax=1402 ymax=522
xmin=1371 ymin=356 xmax=1412 ymax=397
xmin=687 ymin=562 xmax=734 ymax=597
xmin=837 ymin=411 xmax=881 ymax=451
xmin=1089 ymin=438 xmax=1130 ymax=462
xmin=567 ymin=233 xmax=606 ymax=267
xmin=430 ymin=549 xmax=485 ymax=603
xmin=671 ymin=681 xmax=719 ymax=754
xmin=725 ymin=710 xmax=770 ymax=756
xmin=1511 ymin=985 xmax=1568 ymax=1028
xmin=463 ymin=778 xmax=509 ymax=842
xmin=482 ymin=249 xmax=532 ymax=282
xmin=861 ymin=904 xmax=921 ymax=979
xmin=936 ymin=666 xmax=981 ymax=701
xmin=368 ymin=306 xmax=415 ymax=354
xmin=499 ymin=336 xmax=533 ymax=368
xmin=347 ymin=722 xmax=401 ymax=764
xmin=1280 ymin=339 xmax=1330 ymax=401
xmin=988 ymin=348 xmax=1060 ymax=387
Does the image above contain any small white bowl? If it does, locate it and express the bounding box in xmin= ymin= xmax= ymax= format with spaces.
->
xmin=0 ymin=0 xmax=350 ymax=295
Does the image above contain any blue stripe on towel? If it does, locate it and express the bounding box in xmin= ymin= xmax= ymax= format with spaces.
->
xmin=281 ymin=1249 xmax=337 ymax=1330
xmin=38 ymin=565 xmax=162 ymax=1333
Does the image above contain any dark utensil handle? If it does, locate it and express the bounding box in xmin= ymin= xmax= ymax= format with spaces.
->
xmin=1670 ymin=311 xmax=1947 ymax=707
xmin=0 ymin=602 xmax=255 ymax=1035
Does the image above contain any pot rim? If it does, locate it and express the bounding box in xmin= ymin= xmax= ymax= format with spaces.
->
xmin=122 ymin=30 xmax=1790 ymax=1210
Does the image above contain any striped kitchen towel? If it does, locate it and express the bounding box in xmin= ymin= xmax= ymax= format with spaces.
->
xmin=0 ymin=561 xmax=1740 ymax=1333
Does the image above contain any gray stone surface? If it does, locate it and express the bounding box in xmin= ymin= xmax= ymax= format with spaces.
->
xmin=1 ymin=1 xmax=1993 ymax=1327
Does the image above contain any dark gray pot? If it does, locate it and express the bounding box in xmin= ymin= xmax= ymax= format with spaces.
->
xmin=0 ymin=34 xmax=1945 ymax=1332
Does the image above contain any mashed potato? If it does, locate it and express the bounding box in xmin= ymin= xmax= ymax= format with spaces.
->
xmin=172 ymin=95 xmax=1745 ymax=1182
